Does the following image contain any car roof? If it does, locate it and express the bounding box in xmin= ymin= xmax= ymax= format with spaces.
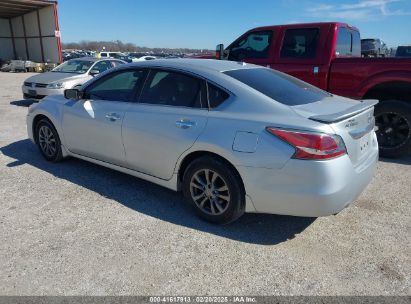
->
xmin=121 ymin=59 xmax=260 ymax=73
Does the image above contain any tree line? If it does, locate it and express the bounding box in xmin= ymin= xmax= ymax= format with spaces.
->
xmin=61 ymin=40 xmax=212 ymax=54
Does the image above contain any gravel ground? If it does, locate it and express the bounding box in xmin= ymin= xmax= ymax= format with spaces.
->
xmin=0 ymin=72 xmax=410 ymax=296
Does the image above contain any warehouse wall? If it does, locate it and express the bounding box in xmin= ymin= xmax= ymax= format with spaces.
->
xmin=0 ymin=5 xmax=61 ymax=63
xmin=39 ymin=5 xmax=60 ymax=63
xmin=0 ymin=18 xmax=14 ymax=61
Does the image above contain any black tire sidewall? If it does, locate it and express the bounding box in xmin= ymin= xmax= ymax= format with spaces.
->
xmin=35 ymin=119 xmax=63 ymax=162
xmin=182 ymin=156 xmax=245 ymax=224
xmin=375 ymin=100 xmax=411 ymax=158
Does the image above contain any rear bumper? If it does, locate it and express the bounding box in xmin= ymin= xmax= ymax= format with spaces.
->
xmin=238 ymin=139 xmax=378 ymax=217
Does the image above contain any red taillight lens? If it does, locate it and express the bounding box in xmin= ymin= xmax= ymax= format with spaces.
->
xmin=266 ymin=128 xmax=347 ymax=160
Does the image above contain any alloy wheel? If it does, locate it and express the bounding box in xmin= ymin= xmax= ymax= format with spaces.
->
xmin=375 ymin=112 xmax=411 ymax=150
xmin=189 ymin=169 xmax=231 ymax=215
xmin=38 ymin=125 xmax=57 ymax=158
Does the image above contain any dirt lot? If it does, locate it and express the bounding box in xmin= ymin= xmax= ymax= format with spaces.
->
xmin=0 ymin=72 xmax=410 ymax=296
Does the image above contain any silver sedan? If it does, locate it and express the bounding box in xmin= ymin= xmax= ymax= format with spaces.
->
xmin=26 ymin=59 xmax=378 ymax=223
xmin=22 ymin=57 xmax=125 ymax=101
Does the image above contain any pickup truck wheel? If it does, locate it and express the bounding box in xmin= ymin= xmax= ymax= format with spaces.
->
xmin=375 ymin=100 xmax=411 ymax=158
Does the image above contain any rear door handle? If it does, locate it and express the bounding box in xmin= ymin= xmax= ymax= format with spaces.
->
xmin=105 ymin=113 xmax=121 ymax=121
xmin=175 ymin=119 xmax=195 ymax=129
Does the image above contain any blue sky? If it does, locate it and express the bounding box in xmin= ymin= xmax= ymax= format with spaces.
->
xmin=58 ymin=0 xmax=411 ymax=49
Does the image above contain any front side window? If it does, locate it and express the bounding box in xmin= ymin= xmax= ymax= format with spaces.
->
xmin=85 ymin=70 xmax=146 ymax=102
xmin=52 ymin=60 xmax=94 ymax=74
xmin=280 ymin=28 xmax=319 ymax=59
xmin=139 ymin=70 xmax=204 ymax=108
xmin=228 ymin=30 xmax=273 ymax=61
xmin=91 ymin=61 xmax=112 ymax=73
xmin=100 ymin=53 xmax=107 ymax=57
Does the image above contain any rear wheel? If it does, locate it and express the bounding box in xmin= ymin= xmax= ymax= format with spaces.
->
xmin=35 ymin=119 xmax=63 ymax=162
xmin=375 ymin=100 xmax=411 ymax=158
xmin=182 ymin=156 xmax=245 ymax=224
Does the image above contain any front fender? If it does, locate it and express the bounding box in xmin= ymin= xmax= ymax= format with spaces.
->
xmin=27 ymin=96 xmax=67 ymax=148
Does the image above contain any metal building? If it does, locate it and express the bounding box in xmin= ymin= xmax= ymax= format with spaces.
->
xmin=0 ymin=0 xmax=62 ymax=63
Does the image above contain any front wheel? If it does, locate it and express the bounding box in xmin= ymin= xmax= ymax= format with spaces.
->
xmin=35 ymin=119 xmax=63 ymax=162
xmin=375 ymin=100 xmax=411 ymax=158
xmin=182 ymin=156 xmax=245 ymax=224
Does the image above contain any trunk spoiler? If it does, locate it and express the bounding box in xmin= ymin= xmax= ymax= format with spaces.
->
xmin=309 ymin=99 xmax=379 ymax=123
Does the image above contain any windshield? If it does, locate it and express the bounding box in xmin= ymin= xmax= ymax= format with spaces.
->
xmin=224 ymin=68 xmax=331 ymax=106
xmin=52 ymin=60 xmax=94 ymax=74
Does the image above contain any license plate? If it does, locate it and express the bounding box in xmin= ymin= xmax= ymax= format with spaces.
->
xmin=359 ymin=133 xmax=371 ymax=154
xmin=28 ymin=89 xmax=37 ymax=96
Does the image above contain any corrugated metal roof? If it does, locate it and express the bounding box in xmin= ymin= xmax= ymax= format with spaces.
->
xmin=0 ymin=0 xmax=56 ymax=19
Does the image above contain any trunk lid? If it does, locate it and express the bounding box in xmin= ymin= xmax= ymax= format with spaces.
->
xmin=292 ymin=97 xmax=378 ymax=165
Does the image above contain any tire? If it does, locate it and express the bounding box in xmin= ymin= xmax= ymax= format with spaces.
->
xmin=182 ymin=156 xmax=245 ymax=224
xmin=375 ymin=100 xmax=411 ymax=158
xmin=35 ymin=119 xmax=64 ymax=162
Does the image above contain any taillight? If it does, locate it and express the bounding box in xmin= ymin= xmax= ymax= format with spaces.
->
xmin=266 ymin=128 xmax=347 ymax=160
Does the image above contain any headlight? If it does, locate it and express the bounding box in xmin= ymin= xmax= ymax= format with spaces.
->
xmin=46 ymin=82 xmax=65 ymax=89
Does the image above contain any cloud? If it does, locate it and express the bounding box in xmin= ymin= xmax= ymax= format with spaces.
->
xmin=306 ymin=0 xmax=411 ymax=20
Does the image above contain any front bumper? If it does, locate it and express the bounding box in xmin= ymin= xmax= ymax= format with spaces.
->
xmin=238 ymin=140 xmax=378 ymax=217
xmin=22 ymin=85 xmax=65 ymax=101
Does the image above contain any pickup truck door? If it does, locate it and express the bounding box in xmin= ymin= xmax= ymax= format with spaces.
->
xmin=226 ymin=30 xmax=276 ymax=67
xmin=271 ymin=27 xmax=326 ymax=89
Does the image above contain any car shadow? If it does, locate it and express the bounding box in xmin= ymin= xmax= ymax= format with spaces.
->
xmin=379 ymin=156 xmax=411 ymax=165
xmin=0 ymin=139 xmax=316 ymax=245
xmin=10 ymin=99 xmax=35 ymax=107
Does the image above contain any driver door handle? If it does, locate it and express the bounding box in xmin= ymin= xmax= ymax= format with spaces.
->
xmin=105 ymin=113 xmax=121 ymax=121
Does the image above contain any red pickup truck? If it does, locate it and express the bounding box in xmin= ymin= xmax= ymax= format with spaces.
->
xmin=209 ymin=22 xmax=411 ymax=158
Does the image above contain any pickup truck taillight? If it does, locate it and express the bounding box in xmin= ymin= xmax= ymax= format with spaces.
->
xmin=266 ymin=128 xmax=347 ymax=160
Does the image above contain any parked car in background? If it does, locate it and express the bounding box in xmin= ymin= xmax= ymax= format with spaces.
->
xmin=99 ymin=51 xmax=133 ymax=62
xmin=132 ymin=55 xmax=157 ymax=62
xmin=395 ymin=46 xmax=411 ymax=58
xmin=22 ymin=57 xmax=125 ymax=101
xmin=361 ymin=39 xmax=388 ymax=57
xmin=206 ymin=22 xmax=411 ymax=158
xmin=26 ymin=59 xmax=378 ymax=224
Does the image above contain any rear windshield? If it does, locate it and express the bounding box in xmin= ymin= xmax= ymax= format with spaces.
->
xmin=223 ymin=68 xmax=331 ymax=106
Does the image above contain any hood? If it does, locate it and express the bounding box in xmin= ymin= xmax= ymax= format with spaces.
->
xmin=25 ymin=72 xmax=86 ymax=84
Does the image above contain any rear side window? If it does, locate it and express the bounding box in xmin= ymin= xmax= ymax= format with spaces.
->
xmin=224 ymin=68 xmax=331 ymax=106
xmin=280 ymin=28 xmax=319 ymax=59
xmin=140 ymin=70 xmax=204 ymax=108
xmin=208 ymin=83 xmax=229 ymax=108
xmin=111 ymin=60 xmax=124 ymax=67
xmin=335 ymin=28 xmax=361 ymax=57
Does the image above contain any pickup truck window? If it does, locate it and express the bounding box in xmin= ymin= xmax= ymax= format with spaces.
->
xmin=228 ymin=30 xmax=273 ymax=61
xmin=280 ymin=28 xmax=319 ymax=59
xmin=224 ymin=68 xmax=331 ymax=106
xmin=335 ymin=27 xmax=361 ymax=57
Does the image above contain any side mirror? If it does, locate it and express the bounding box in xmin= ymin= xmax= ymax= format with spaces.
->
xmin=216 ymin=44 xmax=224 ymax=60
xmin=64 ymin=89 xmax=82 ymax=100
xmin=89 ymin=69 xmax=100 ymax=76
